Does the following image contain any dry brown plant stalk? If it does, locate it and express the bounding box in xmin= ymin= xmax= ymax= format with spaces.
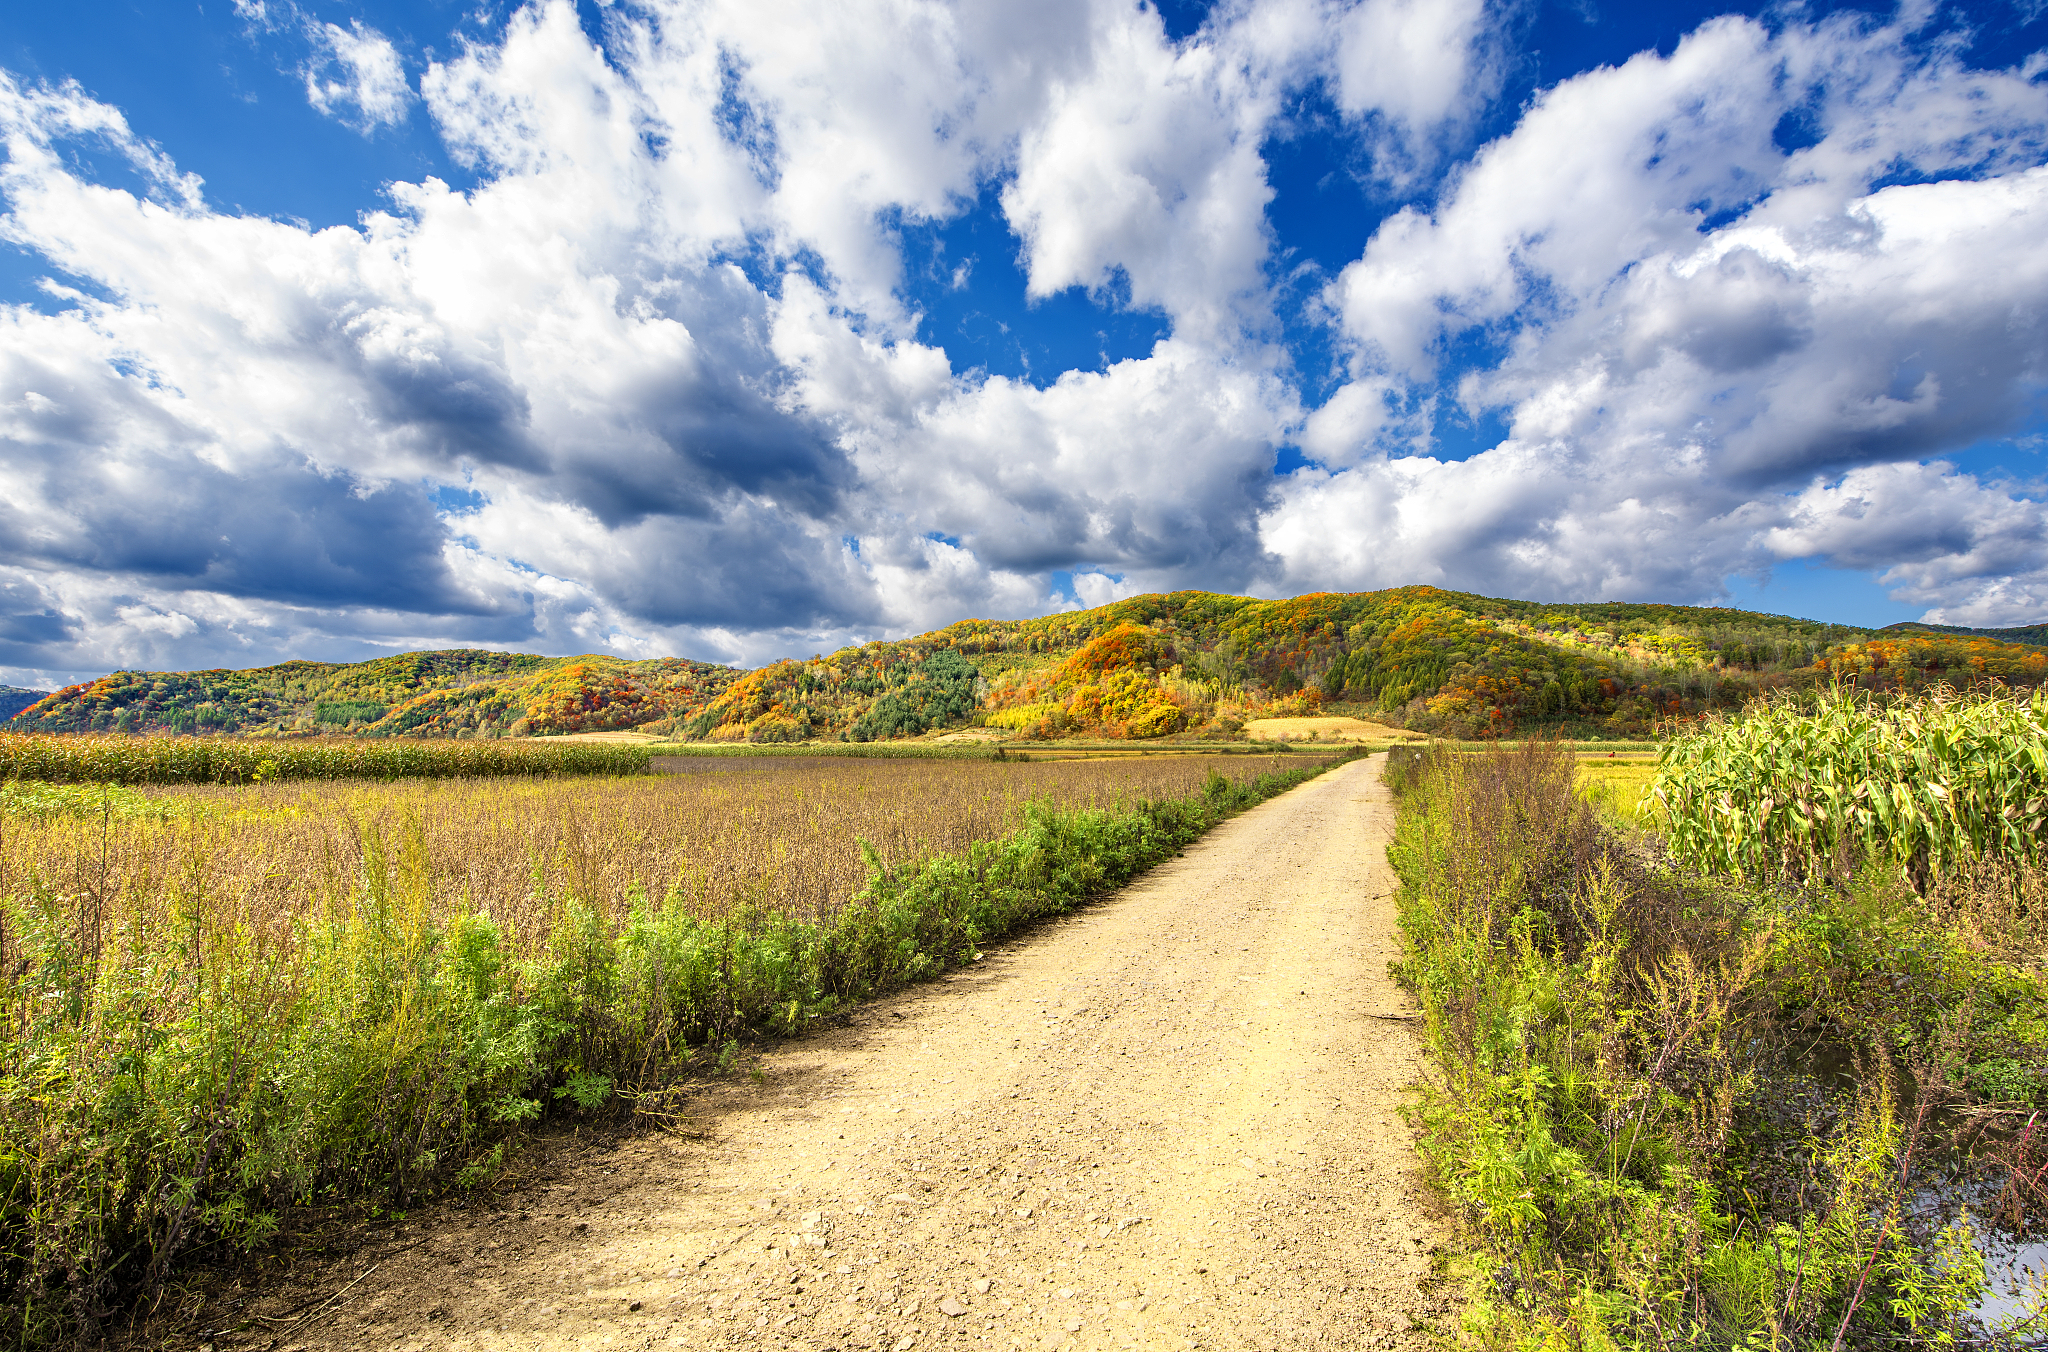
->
xmin=0 ymin=756 xmax=1298 ymax=961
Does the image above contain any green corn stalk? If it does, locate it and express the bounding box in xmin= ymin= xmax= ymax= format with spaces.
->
xmin=1649 ymin=685 xmax=2048 ymax=881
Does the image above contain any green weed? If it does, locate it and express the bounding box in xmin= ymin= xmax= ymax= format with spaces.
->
xmin=1387 ymin=740 xmax=2040 ymax=1349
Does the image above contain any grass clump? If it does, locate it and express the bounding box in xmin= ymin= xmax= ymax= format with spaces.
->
xmin=1389 ymin=739 xmax=2048 ymax=1349
xmin=0 ymin=733 xmax=651 ymax=785
xmin=0 ymin=752 xmax=1345 ymax=1345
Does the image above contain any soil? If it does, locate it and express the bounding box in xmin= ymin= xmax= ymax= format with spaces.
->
xmin=513 ymin=731 xmax=667 ymax=743
xmin=1240 ymin=718 xmax=1423 ymax=744
xmin=171 ymin=754 xmax=1451 ymax=1352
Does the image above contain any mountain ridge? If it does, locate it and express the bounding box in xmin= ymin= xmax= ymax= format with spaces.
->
xmin=7 ymin=651 xmax=739 ymax=740
xmin=0 ymin=686 xmax=50 ymax=721
xmin=9 ymin=587 xmax=2046 ymax=742
xmin=1878 ymin=619 xmax=2048 ymax=648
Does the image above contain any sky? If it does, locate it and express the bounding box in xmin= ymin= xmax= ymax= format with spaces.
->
xmin=2 ymin=0 xmax=2047 ymax=687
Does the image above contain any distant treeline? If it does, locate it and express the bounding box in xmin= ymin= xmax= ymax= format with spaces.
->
xmin=8 ymin=651 xmax=737 ymax=740
xmin=660 ymin=588 xmax=2048 ymax=742
xmin=10 ymin=587 xmax=2045 ymax=747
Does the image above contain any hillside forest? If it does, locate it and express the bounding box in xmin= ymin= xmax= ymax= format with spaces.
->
xmin=0 ymin=688 xmax=44 ymax=721
xmin=10 ymin=588 xmax=2047 ymax=743
xmin=6 ymin=652 xmax=738 ymax=741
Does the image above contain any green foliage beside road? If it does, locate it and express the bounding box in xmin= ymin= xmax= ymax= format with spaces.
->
xmin=1392 ymin=711 xmax=2048 ymax=1348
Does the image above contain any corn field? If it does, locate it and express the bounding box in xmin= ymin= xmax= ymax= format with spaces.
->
xmin=0 ymin=732 xmax=651 ymax=784
xmin=1650 ymin=685 xmax=2048 ymax=880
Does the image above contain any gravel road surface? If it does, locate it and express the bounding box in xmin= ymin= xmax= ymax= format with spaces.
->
xmin=260 ymin=753 xmax=1448 ymax=1352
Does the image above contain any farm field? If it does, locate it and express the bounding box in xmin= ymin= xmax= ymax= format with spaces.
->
xmin=2 ymin=754 xmax=1308 ymax=932
xmin=965 ymin=741 xmax=1336 ymax=761
xmin=1392 ymin=689 xmax=2048 ymax=1348
xmin=643 ymin=738 xmax=1322 ymax=762
xmin=1573 ymin=751 xmax=1660 ymax=819
xmin=0 ymin=731 xmax=649 ymax=783
xmin=0 ymin=751 xmax=1340 ymax=1345
xmin=96 ymin=754 xmax=1446 ymax=1352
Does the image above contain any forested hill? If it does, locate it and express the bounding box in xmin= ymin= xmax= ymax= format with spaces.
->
xmin=8 ymin=651 xmax=738 ymax=738
xmin=0 ymin=687 xmax=49 ymax=721
xmin=1880 ymin=619 xmax=2048 ymax=648
xmin=11 ymin=587 xmax=2047 ymax=742
xmin=667 ymin=586 xmax=2045 ymax=742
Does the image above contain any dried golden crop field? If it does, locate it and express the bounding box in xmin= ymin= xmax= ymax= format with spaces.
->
xmin=1 ymin=754 xmax=1302 ymax=943
xmin=1572 ymin=754 xmax=1659 ymax=820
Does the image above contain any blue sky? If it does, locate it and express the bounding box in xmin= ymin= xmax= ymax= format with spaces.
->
xmin=1 ymin=0 xmax=2046 ymax=684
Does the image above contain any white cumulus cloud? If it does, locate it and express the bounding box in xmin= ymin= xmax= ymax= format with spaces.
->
xmin=0 ymin=0 xmax=2045 ymax=687
xmin=303 ymin=19 xmax=412 ymax=132
xmin=1280 ymin=11 xmax=2048 ymax=624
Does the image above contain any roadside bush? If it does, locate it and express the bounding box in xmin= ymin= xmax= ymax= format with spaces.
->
xmin=1389 ymin=741 xmax=2030 ymax=1349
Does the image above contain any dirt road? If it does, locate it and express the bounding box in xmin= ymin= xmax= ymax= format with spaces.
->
xmin=265 ymin=753 xmax=1448 ymax=1352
